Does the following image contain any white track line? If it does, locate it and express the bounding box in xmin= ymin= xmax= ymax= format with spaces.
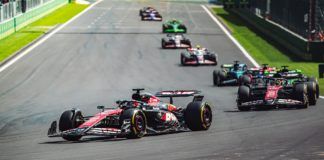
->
xmin=201 ymin=5 xmax=324 ymax=99
xmin=0 ymin=0 xmax=103 ymax=73
xmin=201 ymin=5 xmax=259 ymax=68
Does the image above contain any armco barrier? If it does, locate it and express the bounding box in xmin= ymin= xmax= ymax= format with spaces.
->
xmin=229 ymin=8 xmax=324 ymax=61
xmin=0 ymin=0 xmax=68 ymax=40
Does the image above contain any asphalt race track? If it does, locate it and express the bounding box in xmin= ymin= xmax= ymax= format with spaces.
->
xmin=1 ymin=0 xmax=324 ymax=159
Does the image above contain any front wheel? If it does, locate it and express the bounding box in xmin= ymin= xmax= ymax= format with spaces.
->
xmin=213 ymin=70 xmax=220 ymax=86
xmin=185 ymin=102 xmax=212 ymax=131
xmin=294 ymin=84 xmax=309 ymax=109
xmin=59 ymin=109 xmax=84 ymax=141
xmin=120 ymin=109 xmax=146 ymax=139
xmin=161 ymin=39 xmax=166 ymax=49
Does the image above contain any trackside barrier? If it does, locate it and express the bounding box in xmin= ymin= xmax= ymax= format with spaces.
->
xmin=319 ymin=64 xmax=324 ymax=78
xmin=0 ymin=0 xmax=68 ymax=40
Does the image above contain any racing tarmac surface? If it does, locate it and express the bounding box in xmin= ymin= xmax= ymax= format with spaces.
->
xmin=1 ymin=0 xmax=324 ymax=159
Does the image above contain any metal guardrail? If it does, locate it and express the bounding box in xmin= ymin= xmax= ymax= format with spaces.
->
xmin=0 ymin=0 xmax=68 ymax=40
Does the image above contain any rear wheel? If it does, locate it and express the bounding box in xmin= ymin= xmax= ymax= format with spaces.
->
xmin=305 ymin=81 xmax=317 ymax=105
xmin=210 ymin=54 xmax=217 ymax=65
xmin=120 ymin=109 xmax=146 ymax=139
xmin=59 ymin=109 xmax=84 ymax=141
xmin=240 ymin=75 xmax=251 ymax=85
xmin=308 ymin=77 xmax=319 ymax=99
xmin=185 ymin=102 xmax=212 ymax=131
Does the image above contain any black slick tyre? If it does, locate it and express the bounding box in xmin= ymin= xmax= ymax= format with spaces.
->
xmin=308 ymin=77 xmax=319 ymax=99
xmin=161 ymin=38 xmax=166 ymax=49
xmin=294 ymin=84 xmax=309 ymax=109
xmin=305 ymin=81 xmax=317 ymax=105
xmin=185 ymin=102 xmax=212 ymax=131
xmin=237 ymin=85 xmax=251 ymax=111
xmin=213 ymin=70 xmax=220 ymax=86
xmin=181 ymin=53 xmax=187 ymax=66
xmin=59 ymin=109 xmax=84 ymax=141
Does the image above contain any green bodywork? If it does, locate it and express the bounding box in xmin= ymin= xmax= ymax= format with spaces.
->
xmin=163 ymin=20 xmax=186 ymax=33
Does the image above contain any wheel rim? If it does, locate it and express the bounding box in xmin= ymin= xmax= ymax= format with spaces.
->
xmin=202 ymin=107 xmax=212 ymax=127
xmin=134 ymin=114 xmax=144 ymax=132
xmin=74 ymin=114 xmax=84 ymax=127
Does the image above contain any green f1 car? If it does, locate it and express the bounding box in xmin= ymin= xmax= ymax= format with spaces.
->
xmin=274 ymin=66 xmax=320 ymax=105
xmin=162 ymin=19 xmax=187 ymax=33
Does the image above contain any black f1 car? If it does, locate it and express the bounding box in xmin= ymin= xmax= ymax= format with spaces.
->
xmin=180 ymin=47 xmax=218 ymax=66
xmin=48 ymin=89 xmax=212 ymax=141
xmin=237 ymin=78 xmax=309 ymax=111
xmin=139 ymin=7 xmax=162 ymax=21
xmin=161 ymin=34 xmax=191 ymax=49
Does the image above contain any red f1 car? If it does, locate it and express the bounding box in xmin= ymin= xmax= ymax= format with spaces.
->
xmin=48 ymin=89 xmax=212 ymax=141
xmin=237 ymin=78 xmax=309 ymax=111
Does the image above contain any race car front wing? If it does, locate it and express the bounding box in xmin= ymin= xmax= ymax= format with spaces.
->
xmin=47 ymin=120 xmax=131 ymax=138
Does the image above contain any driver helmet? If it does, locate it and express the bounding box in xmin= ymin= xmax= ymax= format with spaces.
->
xmin=140 ymin=94 xmax=151 ymax=103
xmin=234 ymin=64 xmax=239 ymax=71
xmin=196 ymin=45 xmax=201 ymax=50
xmin=132 ymin=93 xmax=141 ymax=101
xmin=275 ymin=79 xmax=283 ymax=86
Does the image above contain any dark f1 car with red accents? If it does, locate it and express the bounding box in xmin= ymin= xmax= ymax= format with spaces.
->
xmin=237 ymin=78 xmax=309 ymax=111
xmin=180 ymin=47 xmax=218 ymax=66
xmin=48 ymin=89 xmax=212 ymax=141
xmin=161 ymin=34 xmax=191 ymax=49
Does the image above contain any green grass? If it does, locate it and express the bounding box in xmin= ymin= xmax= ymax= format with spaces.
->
xmin=0 ymin=3 xmax=88 ymax=62
xmin=212 ymin=8 xmax=324 ymax=95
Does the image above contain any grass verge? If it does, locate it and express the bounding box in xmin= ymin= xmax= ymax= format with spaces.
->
xmin=212 ymin=8 xmax=324 ymax=94
xmin=0 ymin=2 xmax=88 ymax=63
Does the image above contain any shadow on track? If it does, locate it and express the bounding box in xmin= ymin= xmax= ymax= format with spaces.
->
xmin=224 ymin=107 xmax=307 ymax=113
xmin=40 ymin=131 xmax=188 ymax=144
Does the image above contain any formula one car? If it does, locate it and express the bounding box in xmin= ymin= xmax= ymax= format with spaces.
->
xmin=139 ymin=7 xmax=158 ymax=16
xmin=162 ymin=19 xmax=187 ymax=33
xmin=247 ymin=64 xmax=276 ymax=77
xmin=180 ymin=46 xmax=218 ymax=66
xmin=161 ymin=34 xmax=191 ymax=49
xmin=237 ymin=78 xmax=309 ymax=111
xmin=141 ymin=12 xmax=162 ymax=21
xmin=238 ymin=64 xmax=277 ymax=85
xmin=213 ymin=61 xmax=248 ymax=86
xmin=273 ymin=66 xmax=319 ymax=105
xmin=47 ymin=89 xmax=212 ymax=141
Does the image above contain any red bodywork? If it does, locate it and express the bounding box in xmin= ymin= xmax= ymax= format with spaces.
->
xmin=265 ymin=85 xmax=282 ymax=100
xmin=79 ymin=109 xmax=122 ymax=128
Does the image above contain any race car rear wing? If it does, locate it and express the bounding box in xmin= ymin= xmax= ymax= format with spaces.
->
xmin=155 ymin=90 xmax=203 ymax=104
xmin=221 ymin=64 xmax=234 ymax=68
